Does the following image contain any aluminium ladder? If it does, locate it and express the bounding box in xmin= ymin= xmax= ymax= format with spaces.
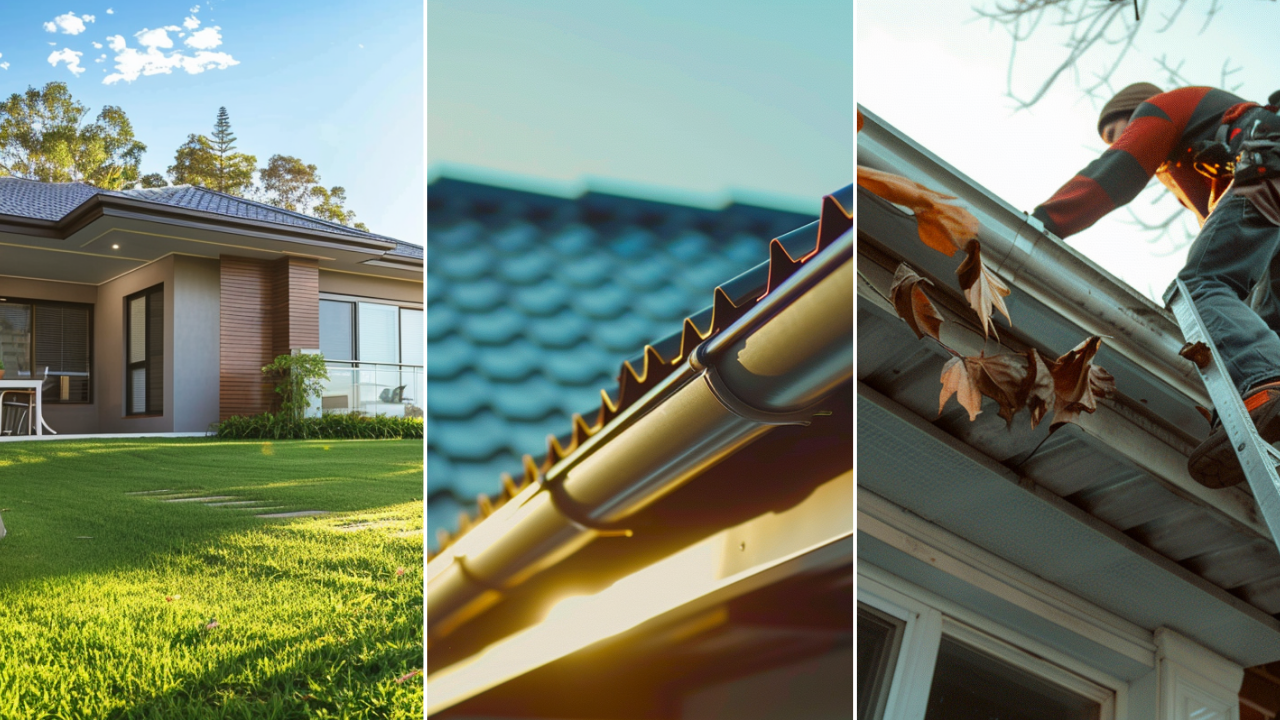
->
xmin=1168 ymin=278 xmax=1280 ymax=546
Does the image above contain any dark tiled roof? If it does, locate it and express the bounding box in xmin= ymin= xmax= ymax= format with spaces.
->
xmin=118 ymin=186 xmax=395 ymax=241
xmin=426 ymin=177 xmax=845 ymax=552
xmin=0 ymin=178 xmax=417 ymax=250
xmin=0 ymin=178 xmax=103 ymax=221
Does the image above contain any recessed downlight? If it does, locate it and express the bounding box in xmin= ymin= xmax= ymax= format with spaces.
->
xmin=111 ymin=244 xmax=119 ymax=249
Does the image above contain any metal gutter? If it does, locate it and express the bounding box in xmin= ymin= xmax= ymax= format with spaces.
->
xmin=857 ymin=106 xmax=1206 ymax=407
xmin=427 ymin=230 xmax=854 ymax=639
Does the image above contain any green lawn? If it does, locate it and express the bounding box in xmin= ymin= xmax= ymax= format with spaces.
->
xmin=0 ymin=438 xmax=423 ymax=719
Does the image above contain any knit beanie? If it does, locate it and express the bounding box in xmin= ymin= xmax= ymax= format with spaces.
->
xmin=1098 ymin=83 xmax=1164 ymax=137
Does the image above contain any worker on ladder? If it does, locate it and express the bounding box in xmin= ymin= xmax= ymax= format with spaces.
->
xmin=1033 ymin=83 xmax=1280 ymax=489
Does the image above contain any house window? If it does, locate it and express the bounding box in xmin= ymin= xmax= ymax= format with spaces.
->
xmin=924 ymin=636 xmax=1102 ymax=720
xmin=858 ymin=604 xmax=904 ymax=720
xmin=400 ymin=308 xmax=423 ymax=366
xmin=357 ymin=302 xmax=399 ymax=363
xmin=0 ymin=299 xmax=93 ymax=404
xmin=319 ymin=298 xmax=421 ymax=366
xmin=125 ymin=285 xmax=163 ymax=416
xmin=319 ymin=300 xmax=354 ymax=361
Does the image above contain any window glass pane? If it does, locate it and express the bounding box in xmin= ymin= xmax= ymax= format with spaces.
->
xmin=147 ymin=290 xmax=163 ymax=414
xmin=858 ymin=604 xmax=903 ymax=720
xmin=319 ymin=300 xmax=354 ymax=361
xmin=0 ymin=303 xmax=31 ymax=374
xmin=357 ymin=302 xmax=399 ymax=363
xmin=400 ymin=308 xmax=423 ymax=366
xmin=129 ymin=296 xmax=146 ymax=364
xmin=34 ymin=304 xmax=91 ymax=403
xmin=924 ymin=637 xmax=1101 ymax=720
xmin=130 ymin=367 xmax=146 ymax=414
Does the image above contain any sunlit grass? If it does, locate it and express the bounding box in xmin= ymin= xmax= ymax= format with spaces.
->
xmin=0 ymin=437 xmax=424 ymax=719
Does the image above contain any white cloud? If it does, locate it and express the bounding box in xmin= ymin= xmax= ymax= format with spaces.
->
xmin=190 ymin=5 xmax=200 ymax=12
xmin=95 ymin=53 xmax=106 ymax=63
xmin=104 ymin=33 xmax=237 ymax=85
xmin=135 ymin=27 xmax=179 ymax=49
xmin=358 ymin=43 xmax=364 ymax=49
xmin=183 ymin=15 xmax=200 ymax=30
xmin=106 ymin=8 xmax=113 ymax=13
xmin=0 ymin=63 xmax=9 ymax=71
xmin=184 ymin=26 xmax=221 ymax=50
xmin=43 ymin=12 xmax=94 ymax=35
xmin=48 ymin=48 xmax=85 ymax=76
xmin=92 ymin=41 xmax=102 ymax=49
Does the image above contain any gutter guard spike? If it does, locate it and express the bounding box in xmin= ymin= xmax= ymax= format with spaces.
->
xmin=816 ymin=193 xmax=853 ymax=253
xmin=761 ymin=238 xmax=802 ymax=298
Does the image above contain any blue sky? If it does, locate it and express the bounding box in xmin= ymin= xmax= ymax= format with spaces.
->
xmin=0 ymin=1 xmax=423 ymax=243
xmin=427 ymin=0 xmax=853 ymax=214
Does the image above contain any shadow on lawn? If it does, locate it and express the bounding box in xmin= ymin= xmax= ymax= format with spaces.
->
xmin=0 ymin=437 xmax=423 ymax=587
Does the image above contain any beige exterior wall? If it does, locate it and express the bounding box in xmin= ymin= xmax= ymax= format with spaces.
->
xmin=319 ymin=270 xmax=423 ymax=304
xmin=95 ymin=256 xmax=175 ymax=433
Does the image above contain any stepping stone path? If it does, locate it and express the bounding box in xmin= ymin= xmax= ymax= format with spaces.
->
xmin=126 ymin=490 xmax=329 ymax=519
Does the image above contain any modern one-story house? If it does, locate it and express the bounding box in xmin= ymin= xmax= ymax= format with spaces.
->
xmin=0 ymin=178 xmax=423 ymax=436
xmin=859 ymin=107 xmax=1280 ymax=719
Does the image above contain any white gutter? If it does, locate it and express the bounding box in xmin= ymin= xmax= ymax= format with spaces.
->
xmin=857 ymin=106 xmax=1206 ymax=407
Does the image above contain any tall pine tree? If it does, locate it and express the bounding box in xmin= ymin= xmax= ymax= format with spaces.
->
xmin=168 ymin=107 xmax=255 ymax=196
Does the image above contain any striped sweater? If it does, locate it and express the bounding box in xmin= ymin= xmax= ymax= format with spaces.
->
xmin=1033 ymin=87 xmax=1258 ymax=238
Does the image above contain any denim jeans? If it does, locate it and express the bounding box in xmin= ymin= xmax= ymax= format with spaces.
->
xmin=1165 ymin=191 xmax=1280 ymax=396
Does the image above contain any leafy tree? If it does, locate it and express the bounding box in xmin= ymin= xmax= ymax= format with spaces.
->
xmin=259 ymin=154 xmax=318 ymax=212
xmin=309 ymin=185 xmax=368 ymax=231
xmin=260 ymin=154 xmax=367 ymax=230
xmin=0 ymin=82 xmax=146 ymax=189
xmin=167 ymin=108 xmax=255 ymax=195
xmin=139 ymin=173 xmax=167 ymax=188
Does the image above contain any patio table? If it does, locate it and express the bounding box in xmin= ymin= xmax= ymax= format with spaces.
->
xmin=0 ymin=379 xmax=50 ymax=436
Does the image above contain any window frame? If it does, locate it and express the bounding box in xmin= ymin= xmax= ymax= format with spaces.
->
xmin=0 ymin=296 xmax=94 ymax=405
xmin=858 ymin=571 xmax=1120 ymax=720
xmin=124 ymin=284 xmax=163 ymax=417
xmin=318 ymin=293 xmax=423 ymax=366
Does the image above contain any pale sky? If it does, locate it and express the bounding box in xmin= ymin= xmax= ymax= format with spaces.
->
xmin=858 ymin=0 xmax=1280 ymax=302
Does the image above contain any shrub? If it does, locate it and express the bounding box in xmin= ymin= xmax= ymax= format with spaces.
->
xmin=214 ymin=412 xmax=423 ymax=440
xmin=261 ymin=352 xmax=329 ymax=422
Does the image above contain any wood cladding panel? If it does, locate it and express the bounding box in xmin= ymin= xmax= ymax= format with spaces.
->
xmin=218 ymin=256 xmax=320 ymax=420
xmin=219 ymin=257 xmax=273 ymax=419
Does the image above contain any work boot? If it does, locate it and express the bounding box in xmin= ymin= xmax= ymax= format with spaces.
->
xmin=1188 ymin=381 xmax=1280 ymax=489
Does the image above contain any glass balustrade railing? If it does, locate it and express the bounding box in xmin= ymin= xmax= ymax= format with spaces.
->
xmin=314 ymin=361 xmax=423 ymax=419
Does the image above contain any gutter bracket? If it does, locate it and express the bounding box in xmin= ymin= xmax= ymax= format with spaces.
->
xmin=691 ymin=344 xmax=820 ymax=426
xmin=537 ymin=474 xmax=635 ymax=538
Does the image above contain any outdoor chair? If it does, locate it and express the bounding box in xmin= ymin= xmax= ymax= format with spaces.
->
xmin=379 ymin=385 xmax=406 ymax=404
xmin=1 ymin=368 xmax=54 ymax=436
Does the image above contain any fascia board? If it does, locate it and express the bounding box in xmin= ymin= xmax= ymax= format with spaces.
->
xmin=857 ymin=381 xmax=1280 ymax=668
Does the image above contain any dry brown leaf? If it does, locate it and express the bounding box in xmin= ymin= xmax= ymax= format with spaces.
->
xmin=856 ymin=166 xmax=977 ymax=256
xmin=955 ymin=239 xmax=1011 ymax=339
xmin=966 ymin=354 xmax=1028 ymax=426
xmin=1179 ymin=341 xmax=1212 ymax=369
xmin=1048 ymin=336 xmax=1117 ymax=430
xmin=939 ymin=356 xmax=982 ymax=421
xmin=1022 ymin=348 xmax=1056 ymax=429
xmin=889 ymin=264 xmax=944 ymax=342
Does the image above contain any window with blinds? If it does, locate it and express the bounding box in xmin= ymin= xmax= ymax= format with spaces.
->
xmin=0 ymin=299 xmax=92 ymax=404
xmin=125 ymin=285 xmax=163 ymax=415
xmin=34 ymin=304 xmax=92 ymax=403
